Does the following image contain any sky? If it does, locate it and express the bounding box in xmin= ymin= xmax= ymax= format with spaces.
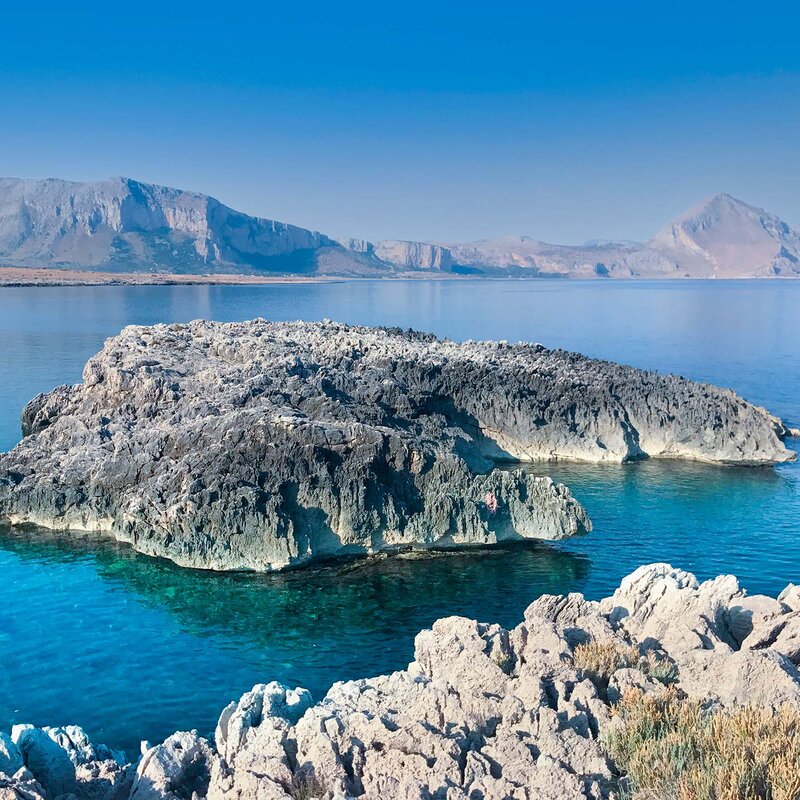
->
xmin=1 ymin=1 xmax=799 ymax=244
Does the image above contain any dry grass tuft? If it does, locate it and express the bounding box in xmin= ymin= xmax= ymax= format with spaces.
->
xmin=606 ymin=689 xmax=800 ymax=800
xmin=573 ymin=641 xmax=640 ymax=686
xmin=641 ymin=650 xmax=678 ymax=686
xmin=573 ymin=641 xmax=678 ymax=689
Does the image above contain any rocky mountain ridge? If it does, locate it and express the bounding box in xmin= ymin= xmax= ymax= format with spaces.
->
xmin=0 ymin=178 xmax=447 ymax=276
xmin=3 ymin=563 xmax=800 ymax=799
xmin=0 ymin=178 xmax=797 ymax=278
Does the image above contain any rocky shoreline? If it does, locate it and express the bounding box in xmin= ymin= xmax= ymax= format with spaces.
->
xmin=0 ymin=319 xmax=795 ymax=571
xmin=3 ymin=563 xmax=800 ymax=800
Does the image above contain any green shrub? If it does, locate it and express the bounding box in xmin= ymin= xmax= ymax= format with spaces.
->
xmin=642 ymin=650 xmax=678 ymax=686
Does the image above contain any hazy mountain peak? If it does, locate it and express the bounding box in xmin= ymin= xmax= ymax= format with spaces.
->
xmin=650 ymin=193 xmax=800 ymax=277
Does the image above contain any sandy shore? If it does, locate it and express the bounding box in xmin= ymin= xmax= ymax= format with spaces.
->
xmin=3 ymin=267 xmax=794 ymax=287
xmin=0 ymin=267 xmax=340 ymax=287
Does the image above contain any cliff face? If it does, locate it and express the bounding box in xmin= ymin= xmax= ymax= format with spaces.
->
xmin=0 ymin=178 xmax=347 ymax=274
xmin=333 ymin=238 xmax=453 ymax=270
xmin=0 ymin=320 xmax=793 ymax=571
xmin=372 ymin=240 xmax=452 ymax=271
xmin=4 ymin=564 xmax=800 ymax=800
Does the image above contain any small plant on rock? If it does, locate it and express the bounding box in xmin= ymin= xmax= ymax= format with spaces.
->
xmin=288 ymin=771 xmax=327 ymax=800
xmin=573 ymin=641 xmax=640 ymax=687
xmin=490 ymin=646 xmax=515 ymax=674
xmin=641 ymin=650 xmax=678 ymax=686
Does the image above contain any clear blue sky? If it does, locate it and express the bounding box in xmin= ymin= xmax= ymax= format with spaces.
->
xmin=2 ymin=1 xmax=799 ymax=243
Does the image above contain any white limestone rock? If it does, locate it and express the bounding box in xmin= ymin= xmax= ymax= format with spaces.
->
xmin=130 ymin=733 xmax=213 ymax=800
xmin=677 ymin=649 xmax=800 ymax=707
xmin=779 ymin=583 xmax=800 ymax=611
xmin=0 ymin=769 xmax=46 ymax=800
xmin=10 ymin=564 xmax=800 ymax=799
xmin=11 ymin=726 xmax=77 ymax=798
xmin=74 ymin=761 xmax=134 ymax=800
xmin=2 ymin=320 xmax=793 ymax=571
xmin=727 ymin=594 xmax=787 ymax=645
xmin=741 ymin=610 xmax=800 ymax=664
xmin=42 ymin=727 xmax=125 ymax=769
xmin=601 ymin=563 xmax=742 ymax=657
xmin=215 ymin=682 xmax=311 ymax=765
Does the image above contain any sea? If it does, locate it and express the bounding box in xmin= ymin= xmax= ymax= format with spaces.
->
xmin=0 ymin=279 xmax=797 ymax=753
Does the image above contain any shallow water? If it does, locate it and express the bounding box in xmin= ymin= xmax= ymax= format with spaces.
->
xmin=0 ymin=279 xmax=798 ymax=753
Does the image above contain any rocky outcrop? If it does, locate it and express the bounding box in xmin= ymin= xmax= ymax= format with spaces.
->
xmin=0 ymin=725 xmax=131 ymax=800
xmin=0 ymin=320 xmax=793 ymax=571
xmin=4 ymin=564 xmax=800 ymax=799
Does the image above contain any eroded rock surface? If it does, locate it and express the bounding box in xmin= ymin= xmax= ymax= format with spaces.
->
xmin=5 ymin=565 xmax=800 ymax=799
xmin=0 ymin=320 xmax=793 ymax=570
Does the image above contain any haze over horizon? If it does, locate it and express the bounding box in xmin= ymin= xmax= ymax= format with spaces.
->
xmin=3 ymin=1 xmax=800 ymax=244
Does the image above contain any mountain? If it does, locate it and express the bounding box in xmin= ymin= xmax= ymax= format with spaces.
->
xmin=0 ymin=178 xmax=797 ymax=279
xmin=0 ymin=177 xmax=446 ymax=277
xmin=445 ymin=194 xmax=800 ymax=278
xmin=648 ymin=193 xmax=800 ymax=277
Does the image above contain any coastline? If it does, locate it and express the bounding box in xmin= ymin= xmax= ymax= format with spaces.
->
xmin=3 ymin=563 xmax=800 ymax=800
xmin=2 ymin=267 xmax=800 ymax=287
xmin=0 ymin=267 xmax=344 ymax=288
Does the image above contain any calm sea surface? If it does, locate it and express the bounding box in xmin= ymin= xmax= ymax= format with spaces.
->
xmin=0 ymin=279 xmax=798 ymax=753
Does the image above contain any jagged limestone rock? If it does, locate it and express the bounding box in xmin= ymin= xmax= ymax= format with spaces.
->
xmin=7 ymin=565 xmax=800 ymax=799
xmin=0 ymin=320 xmax=793 ymax=570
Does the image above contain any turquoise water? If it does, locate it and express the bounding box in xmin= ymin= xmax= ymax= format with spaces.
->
xmin=0 ymin=280 xmax=798 ymax=754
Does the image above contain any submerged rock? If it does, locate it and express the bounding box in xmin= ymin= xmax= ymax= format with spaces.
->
xmin=6 ymin=564 xmax=800 ymax=799
xmin=0 ymin=320 xmax=793 ymax=571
